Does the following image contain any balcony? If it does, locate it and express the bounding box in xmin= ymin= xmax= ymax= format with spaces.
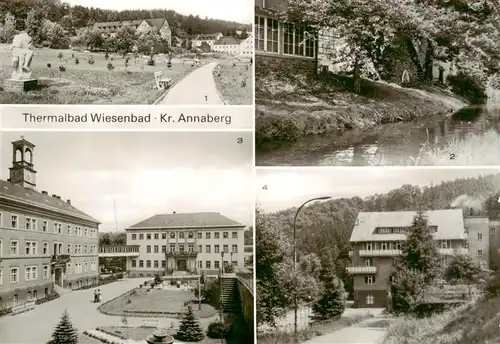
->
xmin=359 ymin=249 xmax=402 ymax=257
xmin=51 ymin=254 xmax=71 ymax=267
xmin=99 ymin=245 xmax=140 ymax=257
xmin=438 ymin=248 xmax=468 ymax=255
xmin=346 ymin=266 xmax=377 ymax=274
xmin=165 ymin=251 xmax=198 ymax=257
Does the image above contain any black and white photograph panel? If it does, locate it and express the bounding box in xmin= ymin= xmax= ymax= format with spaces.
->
xmin=0 ymin=131 xmax=254 ymax=344
xmin=254 ymin=0 xmax=500 ymax=166
xmin=256 ymin=167 xmax=500 ymax=344
xmin=1 ymin=0 xmax=253 ymax=105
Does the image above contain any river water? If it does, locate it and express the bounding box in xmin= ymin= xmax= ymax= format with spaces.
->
xmin=256 ymin=106 xmax=500 ymax=166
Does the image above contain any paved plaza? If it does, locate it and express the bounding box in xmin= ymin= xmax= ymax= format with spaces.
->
xmin=159 ymin=62 xmax=224 ymax=105
xmin=0 ymin=278 xmax=218 ymax=344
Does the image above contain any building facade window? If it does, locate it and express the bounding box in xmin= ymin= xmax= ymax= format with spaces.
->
xmin=131 ymin=234 xmax=137 ymax=240
xmin=232 ymin=232 xmax=238 ymax=239
xmin=478 ymin=250 xmax=483 ymax=256
xmin=478 ymin=233 xmax=483 ymax=241
xmin=223 ymin=232 xmax=228 ymax=239
xmin=283 ymin=23 xmax=315 ymax=58
xmin=11 ymin=240 xmax=19 ymax=256
xmin=206 ymin=245 xmax=211 ymax=253
xmin=255 ymin=16 xmax=279 ymax=53
xmin=131 ymin=260 xmax=137 ymax=268
xmin=364 ymin=276 xmax=375 ymax=285
xmin=25 ymin=241 xmax=37 ymax=255
xmin=11 ymin=214 xmax=19 ymax=229
xmin=10 ymin=268 xmax=19 ymax=283
xmin=366 ymin=293 xmax=374 ymax=305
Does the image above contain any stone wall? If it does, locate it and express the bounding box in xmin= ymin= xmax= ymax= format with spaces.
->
xmin=256 ymin=54 xmax=317 ymax=78
xmin=0 ymin=281 xmax=54 ymax=309
xmin=236 ymin=279 xmax=254 ymax=334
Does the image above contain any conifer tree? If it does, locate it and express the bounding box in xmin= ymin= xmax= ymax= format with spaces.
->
xmin=48 ymin=310 xmax=78 ymax=344
xmin=174 ymin=305 xmax=205 ymax=342
xmin=313 ymin=259 xmax=346 ymax=320
xmin=390 ymin=211 xmax=441 ymax=314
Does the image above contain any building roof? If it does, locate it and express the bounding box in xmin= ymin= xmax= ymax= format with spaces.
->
xmin=0 ymin=179 xmax=100 ymax=224
xmin=128 ymin=212 xmax=244 ymax=230
xmin=349 ymin=209 xmax=466 ymax=242
xmin=93 ymin=18 xmax=167 ymax=30
xmin=214 ymin=37 xmax=240 ymax=45
xmin=194 ymin=33 xmax=223 ymax=41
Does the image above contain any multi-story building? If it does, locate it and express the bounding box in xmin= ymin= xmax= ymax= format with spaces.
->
xmin=239 ymin=33 xmax=254 ymax=56
xmin=255 ymin=0 xmax=318 ymax=75
xmin=0 ymin=138 xmax=100 ymax=310
xmin=92 ymin=18 xmax=172 ymax=46
xmin=125 ymin=212 xmax=246 ymax=277
xmin=213 ymin=37 xmax=241 ymax=55
xmin=192 ymin=33 xmax=224 ymax=50
xmin=348 ymin=209 xmax=491 ymax=308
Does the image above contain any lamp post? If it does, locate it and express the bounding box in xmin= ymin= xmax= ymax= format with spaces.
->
xmin=293 ymin=196 xmax=331 ymax=343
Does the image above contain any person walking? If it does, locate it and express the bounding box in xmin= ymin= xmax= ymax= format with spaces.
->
xmin=93 ymin=289 xmax=98 ymax=303
xmin=97 ymin=289 xmax=102 ymax=303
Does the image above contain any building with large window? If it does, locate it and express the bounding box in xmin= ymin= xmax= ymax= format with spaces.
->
xmin=125 ymin=212 xmax=246 ymax=277
xmin=0 ymin=138 xmax=100 ymax=310
xmin=255 ymin=0 xmax=318 ymax=75
xmin=348 ymin=209 xmax=494 ymax=308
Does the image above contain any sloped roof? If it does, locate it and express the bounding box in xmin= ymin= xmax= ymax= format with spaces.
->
xmin=214 ymin=37 xmax=240 ymax=45
xmin=128 ymin=212 xmax=244 ymax=229
xmin=0 ymin=179 xmax=100 ymax=224
xmin=93 ymin=18 xmax=167 ymax=30
xmin=350 ymin=209 xmax=466 ymax=242
xmin=194 ymin=33 xmax=222 ymax=40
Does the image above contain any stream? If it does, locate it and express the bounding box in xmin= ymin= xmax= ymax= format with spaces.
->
xmin=256 ymin=106 xmax=500 ymax=166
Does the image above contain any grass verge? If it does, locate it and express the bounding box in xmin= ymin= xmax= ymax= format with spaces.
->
xmin=255 ymin=72 xmax=467 ymax=146
xmin=413 ymin=129 xmax=500 ymax=166
xmin=214 ymin=59 xmax=253 ymax=105
xmin=257 ymin=313 xmax=373 ymax=344
xmin=382 ymin=296 xmax=500 ymax=344
xmin=98 ymin=288 xmax=217 ymax=318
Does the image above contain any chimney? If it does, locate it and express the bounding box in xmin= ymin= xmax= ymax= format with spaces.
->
xmin=66 ymin=199 xmax=71 ymax=205
xmin=173 ymin=211 xmax=176 ymax=214
xmin=56 ymin=196 xmax=61 ymax=200
xmin=41 ymin=191 xmax=48 ymax=195
xmin=52 ymin=194 xmax=57 ymax=197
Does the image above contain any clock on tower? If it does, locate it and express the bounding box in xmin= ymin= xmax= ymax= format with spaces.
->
xmin=7 ymin=137 xmax=37 ymax=189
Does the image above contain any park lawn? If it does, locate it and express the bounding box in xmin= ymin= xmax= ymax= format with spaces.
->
xmin=214 ymin=60 xmax=253 ymax=105
xmin=0 ymin=47 xmax=193 ymax=104
xmin=99 ymin=326 xmax=221 ymax=344
xmin=98 ymin=288 xmax=217 ymax=318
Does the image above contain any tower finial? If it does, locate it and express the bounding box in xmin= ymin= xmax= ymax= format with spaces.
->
xmin=21 ymin=135 xmax=24 ymax=140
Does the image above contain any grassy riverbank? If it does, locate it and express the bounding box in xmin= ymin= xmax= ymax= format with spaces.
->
xmin=382 ymin=295 xmax=500 ymax=344
xmin=255 ymin=73 xmax=467 ymax=145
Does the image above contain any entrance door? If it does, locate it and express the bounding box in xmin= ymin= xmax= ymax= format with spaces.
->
xmin=54 ymin=268 xmax=62 ymax=286
xmin=177 ymin=260 xmax=187 ymax=271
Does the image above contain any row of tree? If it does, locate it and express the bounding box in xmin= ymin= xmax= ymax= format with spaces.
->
xmin=257 ymin=173 xmax=500 ymax=325
xmin=287 ymin=0 xmax=500 ymax=90
xmin=2 ymin=0 xmax=250 ymax=37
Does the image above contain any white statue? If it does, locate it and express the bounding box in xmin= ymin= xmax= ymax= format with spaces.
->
xmin=10 ymin=32 xmax=34 ymax=80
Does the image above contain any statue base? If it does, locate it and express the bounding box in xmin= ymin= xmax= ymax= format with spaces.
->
xmin=4 ymin=78 xmax=38 ymax=92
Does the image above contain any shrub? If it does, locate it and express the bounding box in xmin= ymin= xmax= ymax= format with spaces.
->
xmin=447 ymin=73 xmax=486 ymax=104
xmin=105 ymin=51 xmax=109 ymax=60
xmin=57 ymin=52 xmax=63 ymax=59
xmin=147 ymin=56 xmax=155 ymax=66
xmin=74 ymin=57 xmax=79 ymax=65
xmin=87 ymin=56 xmax=95 ymax=65
xmin=207 ymin=321 xmax=229 ymax=339
xmin=59 ymin=65 xmax=66 ymax=72
xmin=107 ymin=62 xmax=114 ymax=71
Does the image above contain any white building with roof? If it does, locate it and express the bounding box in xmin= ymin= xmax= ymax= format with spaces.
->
xmin=125 ymin=212 xmax=246 ymax=277
xmin=192 ymin=32 xmax=224 ymax=50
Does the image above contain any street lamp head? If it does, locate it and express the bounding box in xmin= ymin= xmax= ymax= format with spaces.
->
xmin=315 ymin=196 xmax=331 ymax=201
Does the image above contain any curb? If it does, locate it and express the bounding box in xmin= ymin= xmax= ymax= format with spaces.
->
xmin=153 ymin=63 xmax=206 ymax=105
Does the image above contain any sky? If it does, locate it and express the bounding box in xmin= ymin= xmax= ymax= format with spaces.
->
xmin=1 ymin=131 xmax=254 ymax=231
xmin=64 ymin=0 xmax=253 ymax=24
xmin=256 ymin=167 xmax=500 ymax=212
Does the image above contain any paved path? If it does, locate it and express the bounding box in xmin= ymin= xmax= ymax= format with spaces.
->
xmin=0 ymin=278 xmax=218 ymax=344
xmin=159 ymin=62 xmax=224 ymax=105
xmin=304 ymin=316 xmax=392 ymax=344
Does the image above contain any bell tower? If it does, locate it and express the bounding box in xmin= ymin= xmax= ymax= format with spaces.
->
xmin=8 ymin=136 xmax=37 ymax=189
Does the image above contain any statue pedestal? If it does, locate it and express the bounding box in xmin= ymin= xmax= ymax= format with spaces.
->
xmin=4 ymin=78 xmax=38 ymax=92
